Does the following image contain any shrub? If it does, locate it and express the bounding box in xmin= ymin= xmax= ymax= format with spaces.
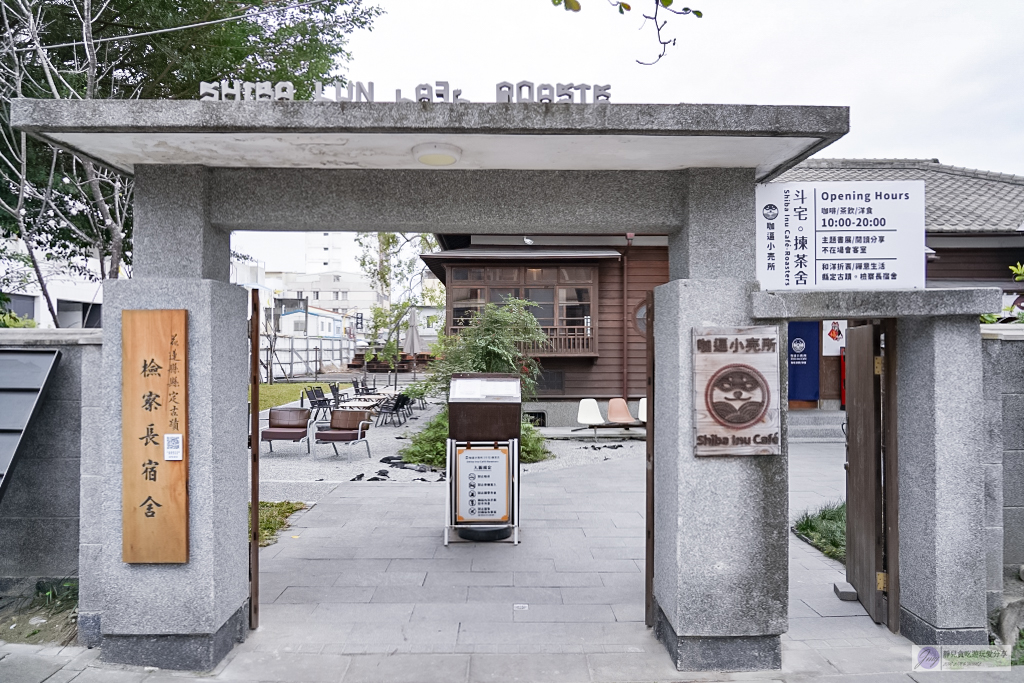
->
xmin=794 ymin=500 xmax=847 ymax=563
xmin=409 ymin=297 xmax=548 ymax=400
xmin=399 ymin=407 xmax=550 ymax=468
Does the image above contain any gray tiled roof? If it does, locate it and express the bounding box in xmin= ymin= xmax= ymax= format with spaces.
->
xmin=776 ymin=159 xmax=1024 ymax=234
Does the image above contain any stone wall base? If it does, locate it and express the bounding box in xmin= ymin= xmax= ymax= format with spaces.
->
xmin=99 ymin=601 xmax=247 ymax=671
xmin=77 ymin=611 xmax=102 ymax=648
xmin=899 ymin=607 xmax=989 ymax=645
xmin=654 ymin=605 xmax=781 ymax=671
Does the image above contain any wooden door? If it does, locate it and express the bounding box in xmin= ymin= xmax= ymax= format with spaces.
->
xmin=644 ymin=292 xmax=655 ymax=627
xmin=845 ymin=323 xmax=885 ymax=623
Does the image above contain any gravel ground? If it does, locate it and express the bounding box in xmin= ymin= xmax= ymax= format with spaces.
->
xmin=257 ymin=399 xmax=646 ymax=502
xmin=521 ymin=437 xmax=643 ymax=475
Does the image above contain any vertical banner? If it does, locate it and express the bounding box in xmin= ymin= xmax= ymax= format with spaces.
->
xmin=122 ymin=310 xmax=189 ymax=563
xmin=693 ymin=326 xmax=781 ymax=456
xmin=788 ymin=321 xmax=820 ymax=401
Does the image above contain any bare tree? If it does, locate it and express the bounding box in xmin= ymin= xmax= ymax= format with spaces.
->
xmin=0 ymin=0 xmax=133 ymax=326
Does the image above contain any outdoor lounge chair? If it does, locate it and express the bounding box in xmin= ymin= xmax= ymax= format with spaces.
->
xmin=261 ymin=407 xmax=313 ymax=453
xmin=316 ymin=410 xmax=372 ymax=458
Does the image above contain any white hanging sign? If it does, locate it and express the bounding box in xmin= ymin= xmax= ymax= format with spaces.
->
xmin=756 ymin=181 xmax=926 ymax=291
xmin=822 ymin=320 xmax=847 ymax=357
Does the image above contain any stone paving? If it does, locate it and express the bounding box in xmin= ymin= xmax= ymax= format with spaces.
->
xmin=2 ymin=441 xmax=1018 ymax=681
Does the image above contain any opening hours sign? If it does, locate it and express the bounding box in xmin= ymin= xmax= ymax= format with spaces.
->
xmin=755 ymin=181 xmax=925 ymax=291
xmin=121 ymin=310 xmax=189 ymax=563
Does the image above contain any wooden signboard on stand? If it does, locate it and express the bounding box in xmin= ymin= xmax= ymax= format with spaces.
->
xmin=122 ymin=309 xmax=189 ymax=563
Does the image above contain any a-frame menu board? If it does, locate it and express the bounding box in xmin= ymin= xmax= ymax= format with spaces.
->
xmin=121 ymin=309 xmax=189 ymax=563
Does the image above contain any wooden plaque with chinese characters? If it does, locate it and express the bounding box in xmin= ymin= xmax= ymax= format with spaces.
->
xmin=693 ymin=326 xmax=781 ymax=456
xmin=122 ymin=310 xmax=189 ymax=563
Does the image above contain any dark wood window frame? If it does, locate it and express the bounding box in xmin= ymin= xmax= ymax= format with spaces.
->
xmin=446 ymin=262 xmax=600 ymax=356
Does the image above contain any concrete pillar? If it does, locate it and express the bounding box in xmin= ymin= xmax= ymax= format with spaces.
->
xmin=132 ymin=165 xmax=231 ymax=281
xmin=980 ymin=336 xmax=1005 ymax=621
xmin=653 ymin=168 xmax=788 ymax=670
xmin=79 ymin=166 xmax=249 ymax=669
xmin=896 ymin=316 xmax=988 ymax=644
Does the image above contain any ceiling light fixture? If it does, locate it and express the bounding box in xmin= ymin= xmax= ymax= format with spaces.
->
xmin=413 ymin=143 xmax=462 ymax=167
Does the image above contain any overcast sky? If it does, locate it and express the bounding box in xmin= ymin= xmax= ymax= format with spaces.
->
xmin=232 ymin=0 xmax=1024 ymax=271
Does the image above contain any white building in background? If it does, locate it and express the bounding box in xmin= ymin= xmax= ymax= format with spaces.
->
xmin=265 ymin=269 xmax=381 ymax=336
xmin=230 ymin=258 xmax=275 ymax=325
xmin=1 ymin=238 xmax=103 ymax=328
xmin=305 ymin=231 xmax=359 ymax=275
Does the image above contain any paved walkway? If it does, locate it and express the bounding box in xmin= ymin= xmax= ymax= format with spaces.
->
xmin=2 ymin=443 xmax=1015 ymax=682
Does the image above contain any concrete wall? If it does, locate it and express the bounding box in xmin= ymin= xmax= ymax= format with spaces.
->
xmin=0 ymin=330 xmax=101 ymax=591
xmin=981 ymin=326 xmax=1024 ymax=585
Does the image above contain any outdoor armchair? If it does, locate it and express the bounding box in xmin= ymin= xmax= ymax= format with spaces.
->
xmin=261 ymin=407 xmax=313 ymax=453
xmin=316 ymin=409 xmax=373 ymax=458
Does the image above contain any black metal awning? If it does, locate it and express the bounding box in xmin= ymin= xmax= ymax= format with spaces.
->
xmin=0 ymin=349 xmax=61 ymax=505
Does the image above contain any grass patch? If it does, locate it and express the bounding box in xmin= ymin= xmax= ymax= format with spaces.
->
xmin=398 ymin=407 xmax=550 ymax=468
xmin=250 ymin=501 xmax=306 ymax=546
xmin=249 ymin=382 xmax=349 ymax=413
xmin=0 ymin=579 xmax=79 ymax=646
xmin=794 ymin=499 xmax=847 ymax=563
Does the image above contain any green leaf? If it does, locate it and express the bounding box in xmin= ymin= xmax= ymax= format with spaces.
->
xmin=552 ymin=0 xmax=563 ymax=5
xmin=565 ymin=0 xmax=582 ymax=11
xmin=620 ymin=1 xmax=631 ymax=9
xmin=693 ymin=10 xmax=703 ymax=17
xmin=660 ymin=0 xmax=673 ymax=7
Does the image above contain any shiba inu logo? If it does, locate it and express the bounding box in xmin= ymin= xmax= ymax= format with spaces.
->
xmin=705 ymin=364 xmax=770 ymax=429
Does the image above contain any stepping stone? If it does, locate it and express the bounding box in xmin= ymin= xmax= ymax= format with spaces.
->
xmin=834 ymin=581 xmax=858 ymax=601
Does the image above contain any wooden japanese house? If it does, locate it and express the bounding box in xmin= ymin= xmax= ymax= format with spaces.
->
xmin=421 ymin=236 xmax=669 ymax=415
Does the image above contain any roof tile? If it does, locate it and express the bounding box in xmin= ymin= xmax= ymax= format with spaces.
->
xmin=775 ymin=159 xmax=1024 ymax=234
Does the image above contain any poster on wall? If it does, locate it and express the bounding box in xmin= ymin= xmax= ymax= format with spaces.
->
xmin=822 ymin=320 xmax=848 ymax=357
xmin=756 ymin=181 xmax=925 ymax=291
xmin=693 ymin=326 xmax=781 ymax=456
xmin=788 ymin=321 xmax=820 ymax=401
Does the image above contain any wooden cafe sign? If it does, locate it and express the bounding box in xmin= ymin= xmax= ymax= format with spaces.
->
xmin=693 ymin=326 xmax=781 ymax=456
xmin=122 ymin=310 xmax=189 ymax=563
